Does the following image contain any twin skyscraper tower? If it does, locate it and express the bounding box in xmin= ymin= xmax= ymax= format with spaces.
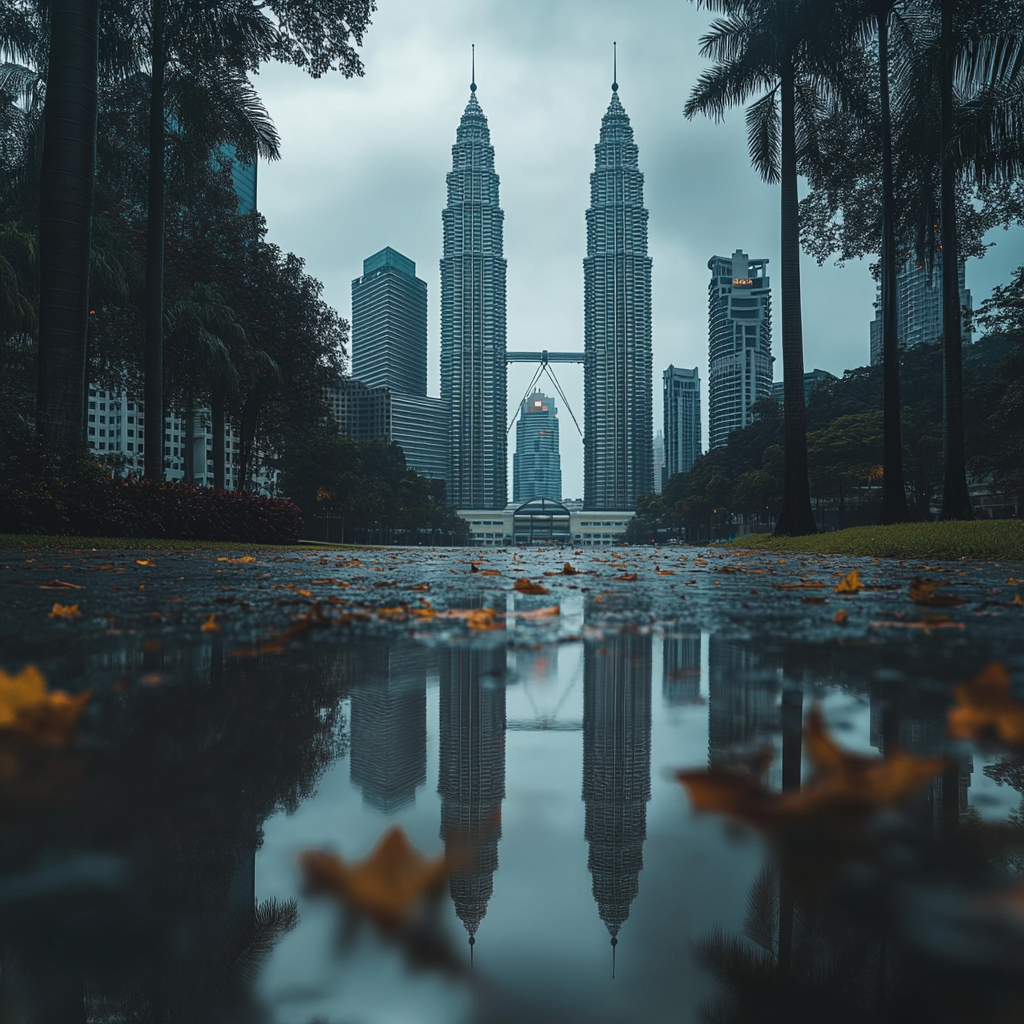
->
xmin=441 ymin=65 xmax=653 ymax=511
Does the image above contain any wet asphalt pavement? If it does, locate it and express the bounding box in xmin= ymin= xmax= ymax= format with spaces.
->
xmin=2 ymin=543 xmax=1022 ymax=693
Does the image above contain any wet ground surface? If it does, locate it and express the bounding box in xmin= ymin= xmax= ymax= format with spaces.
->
xmin=2 ymin=543 xmax=1024 ymax=1023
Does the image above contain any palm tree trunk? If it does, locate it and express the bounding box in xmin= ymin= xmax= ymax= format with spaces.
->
xmin=143 ymin=0 xmax=165 ymax=480
xmin=35 ymin=0 xmax=99 ymax=461
xmin=938 ymin=0 xmax=973 ymax=519
xmin=878 ymin=7 xmax=909 ymax=524
xmin=212 ymin=387 xmax=226 ymax=489
xmin=774 ymin=60 xmax=817 ymax=537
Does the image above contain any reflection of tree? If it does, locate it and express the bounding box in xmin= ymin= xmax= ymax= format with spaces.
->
xmin=697 ymin=864 xmax=891 ymax=1024
xmin=582 ymin=633 xmax=652 ymax=945
xmin=349 ymin=641 xmax=427 ymax=813
xmin=437 ymin=645 xmax=506 ymax=943
xmin=0 ymin=637 xmax=346 ymax=1022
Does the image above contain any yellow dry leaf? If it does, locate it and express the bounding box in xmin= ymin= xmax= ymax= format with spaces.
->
xmin=135 ymin=559 xmax=154 ymax=566
xmin=0 ymin=664 xmax=91 ymax=744
xmin=513 ymin=578 xmax=550 ymax=595
xmin=48 ymin=603 xmax=81 ymax=619
xmin=833 ymin=609 xmax=849 ymax=625
xmin=834 ymin=570 xmax=865 ymax=594
xmin=201 ymin=614 xmax=220 ymax=632
xmin=948 ymin=663 xmax=1024 ymax=745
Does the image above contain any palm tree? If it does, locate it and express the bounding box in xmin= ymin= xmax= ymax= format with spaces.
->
xmin=685 ymin=0 xmax=846 ymax=536
xmin=935 ymin=0 xmax=1024 ymax=519
xmin=141 ymin=1 xmax=280 ymax=480
xmin=35 ymin=0 xmax=99 ymax=459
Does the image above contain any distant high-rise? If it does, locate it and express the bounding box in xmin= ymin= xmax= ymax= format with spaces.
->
xmin=438 ymin=644 xmax=507 ymax=942
xmin=352 ymin=247 xmax=428 ymax=396
xmin=652 ymin=431 xmax=665 ymax=493
xmin=869 ymin=254 xmax=972 ymax=366
xmin=583 ymin=76 xmax=653 ymax=510
xmin=663 ymin=366 xmax=701 ymax=480
xmin=583 ymin=631 xmax=652 ymax=946
xmin=513 ymin=390 xmax=561 ymax=503
xmin=663 ymin=634 xmax=700 ymax=706
xmin=441 ymin=77 xmax=508 ymax=510
xmin=707 ymin=250 xmax=772 ymax=450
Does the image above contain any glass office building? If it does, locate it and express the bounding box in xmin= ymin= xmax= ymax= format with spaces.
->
xmin=513 ymin=390 xmax=561 ymax=503
xmin=663 ymin=365 xmax=701 ymax=481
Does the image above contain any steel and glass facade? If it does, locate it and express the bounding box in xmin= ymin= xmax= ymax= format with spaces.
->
xmin=513 ymin=390 xmax=561 ymax=503
xmin=663 ymin=365 xmax=701 ymax=480
xmin=707 ymin=250 xmax=772 ymax=450
xmin=583 ymin=85 xmax=653 ymax=510
xmin=352 ymin=247 xmax=428 ymax=395
xmin=441 ymin=85 xmax=508 ymax=510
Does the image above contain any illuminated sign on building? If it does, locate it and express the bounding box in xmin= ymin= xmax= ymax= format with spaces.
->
xmin=732 ymin=278 xmax=754 ymax=286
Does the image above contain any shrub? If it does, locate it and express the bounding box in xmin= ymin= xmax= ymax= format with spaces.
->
xmin=1 ymin=432 xmax=302 ymax=544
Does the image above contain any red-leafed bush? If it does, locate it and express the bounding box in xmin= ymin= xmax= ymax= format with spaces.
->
xmin=0 ymin=437 xmax=302 ymax=543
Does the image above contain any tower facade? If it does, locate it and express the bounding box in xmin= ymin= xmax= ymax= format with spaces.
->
xmin=869 ymin=254 xmax=972 ymax=366
xmin=513 ymin=390 xmax=561 ymax=503
xmin=441 ymin=81 xmax=508 ymax=510
xmin=352 ymin=247 xmax=428 ymax=396
xmin=707 ymin=250 xmax=772 ymax=450
xmin=583 ymin=80 xmax=653 ymax=510
xmin=582 ymin=631 xmax=652 ymax=944
xmin=663 ymin=365 xmax=701 ymax=480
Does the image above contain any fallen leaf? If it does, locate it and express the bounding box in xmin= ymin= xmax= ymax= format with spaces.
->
xmin=774 ymin=582 xmax=826 ymax=590
xmin=48 ymin=603 xmax=81 ymax=619
xmin=201 ymin=614 xmax=220 ymax=633
xmin=834 ymin=569 xmax=865 ymax=594
xmin=508 ymin=606 xmax=560 ymax=620
xmin=38 ymin=580 xmax=82 ymax=590
xmin=408 ymin=583 xmax=430 ymax=592
xmin=1015 ymin=593 xmax=1024 ymax=607
xmin=615 ymin=573 xmax=639 ymax=582
xmin=217 ymin=556 xmax=257 ymax=563
xmin=299 ymin=827 xmax=448 ymax=931
xmin=870 ymin=615 xmax=965 ymax=635
xmin=910 ymin=578 xmax=966 ymax=607
xmin=479 ymin=569 xmax=502 ymax=576
xmin=135 ymin=559 xmax=154 ymax=566
xmin=0 ymin=665 xmax=91 ymax=744
xmin=948 ymin=663 xmax=1024 ymax=745
xmin=833 ymin=609 xmax=849 ymax=625
xmin=470 ymin=564 xmax=480 ymax=573
xmin=513 ymin=578 xmax=550 ymax=595
xmin=677 ymin=706 xmax=944 ymax=830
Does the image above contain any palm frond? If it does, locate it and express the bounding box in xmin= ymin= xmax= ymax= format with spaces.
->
xmin=746 ymin=87 xmax=781 ymax=184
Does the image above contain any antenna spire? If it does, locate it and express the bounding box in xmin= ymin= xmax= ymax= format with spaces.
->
xmin=611 ymin=935 xmax=618 ymax=978
xmin=471 ymin=44 xmax=476 ymax=92
xmin=612 ymin=41 xmax=618 ymax=92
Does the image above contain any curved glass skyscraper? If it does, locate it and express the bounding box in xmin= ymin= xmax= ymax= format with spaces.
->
xmin=441 ymin=80 xmax=508 ymax=510
xmin=583 ymin=79 xmax=653 ymax=510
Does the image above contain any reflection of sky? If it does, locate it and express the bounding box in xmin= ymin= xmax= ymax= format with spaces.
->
xmin=255 ymin=629 xmax=946 ymax=1023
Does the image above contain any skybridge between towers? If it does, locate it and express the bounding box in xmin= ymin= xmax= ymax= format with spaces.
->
xmin=505 ymin=350 xmax=585 ymax=441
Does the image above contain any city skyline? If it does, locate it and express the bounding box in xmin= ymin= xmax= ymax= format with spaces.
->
xmin=253 ymin=0 xmax=1023 ymax=499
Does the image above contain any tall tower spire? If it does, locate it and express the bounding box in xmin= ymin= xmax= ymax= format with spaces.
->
xmin=440 ymin=64 xmax=508 ymax=510
xmin=583 ymin=69 xmax=654 ymax=509
xmin=471 ymin=43 xmax=476 ymax=92
xmin=612 ymin=41 xmax=617 ymax=92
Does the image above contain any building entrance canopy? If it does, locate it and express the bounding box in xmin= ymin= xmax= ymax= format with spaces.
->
xmin=513 ymin=498 xmax=572 ymax=546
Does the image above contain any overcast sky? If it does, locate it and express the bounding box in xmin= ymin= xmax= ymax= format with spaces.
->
xmin=253 ymin=0 xmax=1022 ymax=502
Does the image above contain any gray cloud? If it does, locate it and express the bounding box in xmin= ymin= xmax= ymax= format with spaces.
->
xmin=255 ymin=0 xmax=1022 ymax=501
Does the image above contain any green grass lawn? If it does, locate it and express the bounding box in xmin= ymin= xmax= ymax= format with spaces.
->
xmin=0 ymin=534 xmax=365 ymax=553
xmin=723 ymin=520 xmax=1024 ymax=561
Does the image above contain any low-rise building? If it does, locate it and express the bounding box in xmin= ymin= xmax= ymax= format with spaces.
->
xmin=458 ymin=500 xmax=633 ymax=547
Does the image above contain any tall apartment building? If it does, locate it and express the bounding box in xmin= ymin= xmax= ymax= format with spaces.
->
xmin=583 ymin=78 xmax=653 ymax=510
xmin=513 ymin=390 xmax=561 ymax=503
xmin=441 ymin=79 xmax=508 ymax=510
xmin=707 ymin=250 xmax=773 ymax=450
xmin=652 ymin=430 xmax=665 ymax=493
xmin=85 ymin=387 xmax=276 ymax=493
xmin=352 ymin=247 xmax=428 ymax=395
xmin=663 ymin=365 xmax=701 ymax=481
xmin=869 ymin=254 xmax=972 ymax=365
xmin=326 ymin=379 xmax=449 ymax=483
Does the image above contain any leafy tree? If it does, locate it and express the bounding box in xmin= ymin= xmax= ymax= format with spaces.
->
xmin=806 ymin=412 xmax=883 ymax=525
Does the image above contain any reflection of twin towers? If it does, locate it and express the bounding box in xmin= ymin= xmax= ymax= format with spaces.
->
xmin=349 ymin=634 xmax=656 ymax=944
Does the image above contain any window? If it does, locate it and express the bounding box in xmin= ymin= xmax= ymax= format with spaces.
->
xmin=99 ymin=442 xmax=106 ymax=449
xmin=99 ymin=416 xmax=105 ymax=424
xmin=128 ymin=416 xmax=134 ymax=424
xmin=88 ymin=414 xmax=95 ymax=422
xmin=165 ymin=446 xmax=171 ymax=455
xmin=99 ymin=403 xmax=106 ymax=411
xmin=127 ymin=443 xmax=133 ymax=451
xmin=89 ymin=390 xmax=96 ymax=397
xmin=89 ymin=402 xmax=95 ymax=410
xmin=88 ymin=427 xmax=95 ymax=436
xmin=127 ymin=429 xmax=134 ymax=437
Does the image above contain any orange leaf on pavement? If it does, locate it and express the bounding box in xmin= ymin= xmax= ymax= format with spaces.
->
xmin=200 ymin=614 xmax=220 ymax=632
xmin=615 ymin=573 xmax=639 ymax=582
xmin=39 ymin=579 xmax=82 ymax=590
xmin=774 ymin=581 xmax=825 ymax=590
xmin=299 ymin=827 xmax=448 ymax=931
xmin=833 ymin=609 xmax=849 ymax=625
xmin=0 ymin=664 xmax=91 ymax=744
xmin=948 ymin=663 xmax=1024 ymax=745
xmin=910 ymin=578 xmax=966 ymax=607
xmin=834 ymin=569 xmax=865 ymax=594
xmin=513 ymin=578 xmax=550 ymax=595
xmin=48 ymin=603 xmax=81 ymax=619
